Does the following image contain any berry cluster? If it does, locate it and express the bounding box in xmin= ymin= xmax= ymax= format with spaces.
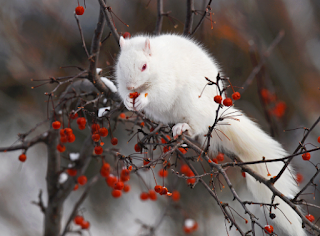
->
xmin=74 ymin=215 xmax=90 ymax=230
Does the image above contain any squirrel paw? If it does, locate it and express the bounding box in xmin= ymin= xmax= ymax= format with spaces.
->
xmin=134 ymin=93 xmax=149 ymax=111
xmin=172 ymin=123 xmax=191 ymax=138
xmin=124 ymin=96 xmax=135 ymax=111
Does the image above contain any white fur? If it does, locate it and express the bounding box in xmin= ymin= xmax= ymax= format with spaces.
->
xmin=115 ymin=34 xmax=306 ymax=236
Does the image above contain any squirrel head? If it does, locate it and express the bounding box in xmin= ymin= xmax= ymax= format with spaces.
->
xmin=116 ymin=36 xmax=153 ymax=92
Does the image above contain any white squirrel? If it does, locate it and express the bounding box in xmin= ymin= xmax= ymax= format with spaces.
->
xmin=115 ymin=34 xmax=306 ymax=236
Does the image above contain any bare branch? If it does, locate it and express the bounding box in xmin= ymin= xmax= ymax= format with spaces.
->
xmin=154 ymin=0 xmax=164 ymax=35
xmin=183 ymin=0 xmax=194 ymax=35
xmin=97 ymin=0 xmax=120 ymax=45
xmin=241 ymin=30 xmax=285 ymax=93
xmin=191 ymin=0 xmax=213 ymax=35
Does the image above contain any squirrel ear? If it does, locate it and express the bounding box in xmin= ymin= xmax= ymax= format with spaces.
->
xmin=119 ymin=36 xmax=126 ymax=48
xmin=143 ymin=38 xmax=151 ymax=56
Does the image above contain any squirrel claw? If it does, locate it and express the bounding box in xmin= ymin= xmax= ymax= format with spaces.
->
xmin=172 ymin=123 xmax=191 ymax=138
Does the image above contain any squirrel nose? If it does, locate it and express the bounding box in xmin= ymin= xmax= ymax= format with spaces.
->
xmin=126 ymin=86 xmax=134 ymax=91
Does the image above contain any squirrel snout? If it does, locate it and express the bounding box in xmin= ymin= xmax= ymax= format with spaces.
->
xmin=126 ymin=86 xmax=135 ymax=91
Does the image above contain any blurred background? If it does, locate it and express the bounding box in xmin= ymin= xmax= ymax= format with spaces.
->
xmin=0 ymin=0 xmax=320 ymax=235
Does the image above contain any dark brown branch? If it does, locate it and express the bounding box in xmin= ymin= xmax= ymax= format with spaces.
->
xmin=31 ymin=189 xmax=46 ymax=214
xmin=183 ymin=0 xmax=194 ymax=35
xmin=74 ymin=13 xmax=90 ymax=58
xmin=61 ymin=174 xmax=100 ymax=236
xmin=154 ymin=0 xmax=164 ymax=35
xmin=44 ymin=118 xmax=62 ymax=236
xmin=0 ymin=132 xmax=48 ymax=152
xmin=181 ymin=135 xmax=320 ymax=234
xmin=191 ymin=0 xmax=213 ymax=35
xmin=272 ymin=115 xmax=320 ymax=184
xmin=293 ymin=167 xmax=320 ymax=201
xmin=97 ymin=0 xmax=120 ymax=45
xmin=241 ymin=30 xmax=285 ymax=93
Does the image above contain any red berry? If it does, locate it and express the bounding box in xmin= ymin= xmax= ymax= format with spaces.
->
xmin=123 ymin=184 xmax=130 ymax=192
xmin=143 ymin=158 xmax=150 ymax=165
xmin=318 ymin=136 xmax=320 ymax=143
xmin=302 ymin=152 xmax=311 ymax=161
xmin=65 ymin=128 xmax=73 ymax=135
xmin=296 ymin=173 xmax=303 ymax=183
xmin=119 ymin=113 xmax=126 ymax=119
xmin=91 ymin=133 xmax=100 ymax=142
xmin=99 ymin=127 xmax=108 ymax=137
xmin=134 ymin=143 xmax=141 ymax=152
xmin=140 ymin=192 xmax=149 ymax=201
xmin=180 ymin=164 xmax=190 ymax=175
xmin=75 ymin=5 xmax=85 ymax=15
xmin=140 ymin=122 xmax=145 ymax=127
xmin=216 ymin=152 xmax=224 ymax=162
xmin=212 ymin=158 xmax=218 ymax=164
xmin=306 ymin=214 xmax=315 ymax=222
xmin=178 ymin=147 xmax=187 ymax=154
xmin=160 ymin=187 xmax=168 ymax=195
xmin=77 ymin=175 xmax=87 ymax=185
xmin=60 ymin=135 xmax=68 ymax=143
xmin=67 ymin=133 xmax=76 ymax=143
xmin=19 ymin=153 xmax=27 ymax=162
xmin=154 ymin=185 xmax=162 ymax=193
xmin=76 ymin=117 xmax=86 ymax=126
xmin=100 ymin=168 xmax=110 ymax=178
xmin=67 ymin=168 xmax=77 ymax=176
xmin=60 ymin=129 xmax=66 ymax=136
xmin=111 ymin=137 xmax=118 ymax=145
xmin=114 ymin=181 xmax=124 ymax=190
xmin=94 ymin=146 xmax=103 ymax=155
xmin=122 ymin=32 xmax=131 ymax=39
xmin=57 ymin=143 xmax=66 ymax=153
xmin=187 ymin=177 xmax=196 ymax=185
xmin=158 ymin=169 xmax=168 ymax=178
xmin=78 ymin=125 xmax=86 ymax=130
xmin=112 ymin=189 xmax=122 ymax=198
xmin=172 ymin=190 xmax=180 ymax=202
xmin=121 ymin=168 xmax=130 ymax=177
xmin=232 ymin=92 xmax=241 ymax=100
xmin=129 ymin=92 xmax=140 ymax=99
xmin=223 ymin=98 xmax=233 ymax=106
xmin=163 ymin=146 xmax=171 ymax=153
xmin=214 ymin=95 xmax=222 ymax=104
xmin=73 ymin=184 xmax=79 ymax=191
xmin=91 ymin=124 xmax=100 ymax=133
xmin=106 ymin=175 xmax=117 ymax=187
xmin=70 ymin=113 xmax=78 ymax=119
xmin=264 ymin=225 xmax=274 ymax=233
xmin=52 ymin=121 xmax=61 ymax=129
xmin=241 ymin=172 xmax=246 ymax=178
xmin=148 ymin=190 xmax=157 ymax=201
xmin=81 ymin=221 xmax=90 ymax=229
xmin=74 ymin=215 xmax=84 ymax=225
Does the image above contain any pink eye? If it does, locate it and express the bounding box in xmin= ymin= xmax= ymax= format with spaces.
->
xmin=142 ymin=64 xmax=147 ymax=71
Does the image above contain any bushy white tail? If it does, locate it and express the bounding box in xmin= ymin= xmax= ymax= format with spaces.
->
xmin=201 ymin=107 xmax=306 ymax=236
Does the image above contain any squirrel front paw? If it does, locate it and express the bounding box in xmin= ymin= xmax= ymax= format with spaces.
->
xmin=124 ymin=92 xmax=149 ymax=111
xmin=172 ymin=123 xmax=191 ymax=138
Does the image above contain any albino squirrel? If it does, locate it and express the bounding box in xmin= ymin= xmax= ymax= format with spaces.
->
xmin=115 ymin=34 xmax=306 ymax=236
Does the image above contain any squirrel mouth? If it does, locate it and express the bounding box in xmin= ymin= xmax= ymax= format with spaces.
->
xmin=127 ymin=83 xmax=149 ymax=92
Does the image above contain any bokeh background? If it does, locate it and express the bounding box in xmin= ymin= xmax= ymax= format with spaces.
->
xmin=0 ymin=0 xmax=320 ymax=235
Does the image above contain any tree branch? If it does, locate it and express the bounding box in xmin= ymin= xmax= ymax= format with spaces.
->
xmin=183 ymin=0 xmax=194 ymax=35
xmin=154 ymin=0 xmax=164 ymax=35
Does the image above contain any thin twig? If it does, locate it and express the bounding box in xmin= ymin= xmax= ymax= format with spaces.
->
xmin=241 ymin=30 xmax=285 ymax=93
xmin=74 ymin=13 xmax=90 ymax=58
xmin=191 ymin=0 xmax=213 ymax=35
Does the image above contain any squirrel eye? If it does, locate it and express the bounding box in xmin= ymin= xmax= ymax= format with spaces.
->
xmin=141 ymin=64 xmax=147 ymax=71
